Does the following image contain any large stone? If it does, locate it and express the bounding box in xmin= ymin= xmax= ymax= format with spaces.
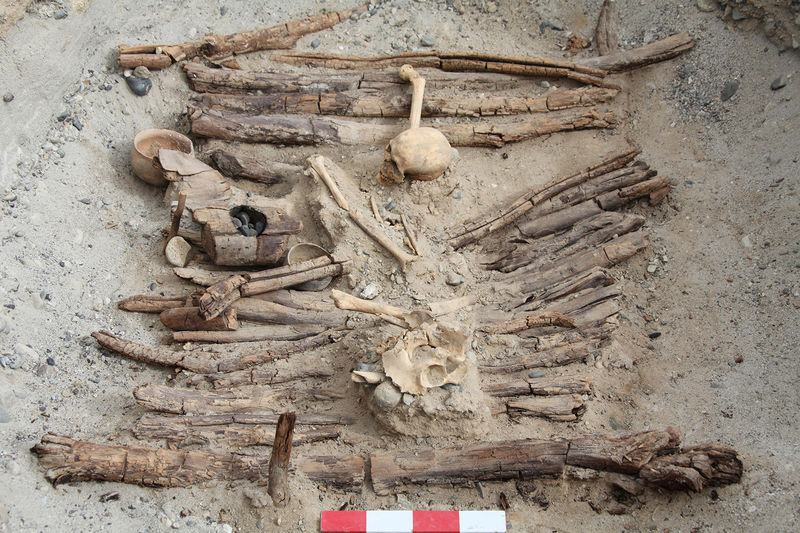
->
xmin=373 ymin=380 xmax=402 ymax=409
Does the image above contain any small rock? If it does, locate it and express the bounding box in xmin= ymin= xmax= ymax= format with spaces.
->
xmin=646 ymin=264 xmax=657 ymax=274
xmin=420 ymin=36 xmax=436 ymax=47
xmin=165 ymin=236 xmax=192 ymax=267
xmin=609 ymin=417 xmax=622 ymax=430
xmin=741 ymin=235 xmax=753 ymax=248
xmin=452 ymin=190 xmax=462 ymax=199
xmin=445 ymin=272 xmax=464 ymax=286
xmin=385 ymin=199 xmax=396 ymax=211
xmin=3 ymin=93 xmax=14 ymax=103
xmin=133 ymin=66 xmax=151 ymax=79
xmin=70 ymin=118 xmax=83 ymax=131
xmin=648 ymin=332 xmax=662 ymax=339
xmin=373 ymin=380 xmax=402 ymax=409
xmin=219 ymin=6 xmax=228 ymax=16
xmin=125 ymin=76 xmax=152 ymax=96
xmin=311 ymin=38 xmax=321 ymax=49
xmin=360 ymin=283 xmax=381 ymax=300
xmin=539 ymin=80 xmax=550 ymax=88
xmin=731 ymin=8 xmax=747 ymax=20
xmin=486 ymin=2 xmax=497 ymax=13
xmin=243 ymin=488 xmax=272 ymax=508
xmin=696 ymin=0 xmax=715 ymax=12
xmin=150 ymin=282 xmax=158 ymax=291
xmin=402 ymin=393 xmax=415 ymax=406
xmin=53 ymin=8 xmax=68 ymax=19
xmin=528 ymin=371 xmax=545 ymax=379
xmin=79 ymin=197 xmax=91 ymax=205
xmin=720 ymin=80 xmax=739 ymax=101
xmin=770 ymin=75 xmax=787 ymax=91
xmin=46 ymin=356 xmax=55 ymax=366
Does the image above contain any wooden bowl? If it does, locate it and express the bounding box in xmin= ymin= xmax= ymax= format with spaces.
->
xmin=131 ymin=129 xmax=193 ymax=186
xmin=287 ymin=243 xmax=333 ymax=291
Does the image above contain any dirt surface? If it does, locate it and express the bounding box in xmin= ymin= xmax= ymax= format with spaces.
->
xmin=1 ymin=0 xmax=799 ymax=532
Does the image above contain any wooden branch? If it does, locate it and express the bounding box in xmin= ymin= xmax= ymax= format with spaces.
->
xmin=192 ymin=362 xmax=335 ymax=389
xmin=198 ymin=275 xmax=247 ymax=320
xmin=167 ymin=324 xmax=328 ymax=344
xmin=512 ymin=267 xmax=615 ymax=313
xmin=506 ymin=394 xmax=586 ymax=421
xmin=595 ymin=0 xmax=621 ymax=56
xmin=480 ymin=340 xmax=599 ymax=374
xmin=267 ymin=51 xmax=609 ymax=86
xmin=118 ymin=294 xmax=188 ymax=313
xmin=240 ymin=261 xmax=351 ymax=297
xmin=543 ymin=284 xmax=621 ymax=317
xmin=193 ymin=86 xmax=619 ymax=118
xmin=160 ymin=306 xmax=238 ymax=331
xmin=298 ymin=455 xmax=365 ymax=491
xmin=133 ymin=383 xmax=343 ymax=415
xmin=189 ymin=108 xmax=618 ymax=147
xmin=234 ymin=298 xmax=347 ymax=327
xmin=478 ymin=311 xmax=576 ymax=334
xmin=174 ymin=266 xmax=247 ymax=287
xmin=369 ymin=428 xmax=741 ymax=495
xmin=210 ymin=150 xmax=304 ymax=186
xmin=578 ymin=32 xmax=695 ymax=73
xmin=118 ymin=4 xmax=369 ymax=69
xmin=164 ymin=191 xmax=187 ymax=253
xmin=348 ymin=210 xmax=418 ymax=270
xmin=268 ymin=413 xmax=296 ymax=506
xmin=134 ymin=413 xmax=340 ymax=448
xmin=449 ymin=148 xmax=641 ymax=248
xmin=307 ymin=155 xmax=349 ymax=210
xmin=485 ymin=375 xmax=593 ymax=397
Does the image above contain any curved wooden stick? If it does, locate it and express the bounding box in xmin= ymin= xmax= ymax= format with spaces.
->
xmin=399 ymin=64 xmax=425 ymax=130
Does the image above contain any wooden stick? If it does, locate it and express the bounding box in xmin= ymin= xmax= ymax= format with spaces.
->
xmin=267 ymin=50 xmax=609 ymax=86
xmin=487 ymin=375 xmax=593 ymax=397
xmin=198 ymin=275 xmax=248 ymax=319
xmin=478 ymin=311 xmax=576 ymax=334
xmin=240 ymin=261 xmax=351 ymax=297
xmin=578 ymin=32 xmax=695 ymax=73
xmin=234 ymin=298 xmax=347 ymax=327
xmin=595 ymin=0 xmax=621 ymax=56
xmin=298 ymin=455 xmax=365 ymax=491
xmin=480 ymin=340 xmax=599 ymax=374
xmin=118 ymin=294 xmax=188 ymax=313
xmin=174 ymin=266 xmax=244 ymax=287
xmin=193 ymin=86 xmax=619 ymax=118
xmin=133 ymin=383 xmax=343 ymax=415
xmin=401 ymin=213 xmax=422 ymax=256
xmin=160 ymin=306 xmax=238 ymax=331
xmin=167 ymin=324 xmax=328 ymax=344
xmin=348 ymin=210 xmax=417 ymax=270
xmin=192 ymin=362 xmax=335 ymax=389
xmin=370 ymin=195 xmax=383 ymax=223
xmin=189 ymin=108 xmax=618 ymax=148
xmin=506 ymin=394 xmax=586 ymax=421
xmin=118 ymin=4 xmax=369 ymax=69
xmin=307 ymin=155 xmax=349 ymax=211
xmin=164 ymin=192 xmax=187 ymax=253
xmin=210 ymin=150 xmax=304 ymax=186
xmin=268 ymin=413 xmax=296 ymax=506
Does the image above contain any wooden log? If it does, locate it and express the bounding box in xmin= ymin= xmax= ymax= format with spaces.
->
xmin=485 ymin=375 xmax=593 ymax=397
xmin=31 ymin=433 xmax=270 ymax=487
xmin=118 ymin=4 xmax=369 ymax=68
xmin=198 ymin=274 xmax=248 ymax=319
xmin=133 ymin=383 xmax=343 ymax=415
xmin=596 ymin=175 xmax=672 ymax=210
xmin=268 ymin=412 xmax=296 ymax=506
xmin=210 ymin=150 xmax=304 ymax=186
xmin=189 ymin=108 xmax=617 ymax=148
xmin=133 ymin=414 xmax=340 ymax=448
xmin=480 ymin=340 xmax=598 ymax=374
xmin=523 ymin=322 xmax=616 ymax=352
xmin=118 ymin=294 xmax=188 ymax=313
xmin=299 ymin=455 xmax=365 ymax=491
xmin=595 ymin=0 xmax=621 ymax=56
xmin=506 ymin=394 xmax=586 ymax=421
xmin=638 ymin=444 xmax=743 ymax=492
xmin=370 ymin=439 xmax=569 ymax=495
xmin=449 ymin=148 xmax=641 ymax=249
xmin=160 ymin=306 xmax=238 ymax=331
xmin=267 ymin=51 xmax=609 ymax=86
xmin=478 ymin=311 xmax=576 ymax=334
xmin=579 ymin=32 xmax=695 ymax=73
xmin=193 ymin=86 xmax=619 ymax=118
xmin=566 ymin=427 xmax=683 ymax=474
xmin=544 ymin=284 xmax=622 ymax=317
xmin=233 ymin=298 xmax=347 ymax=327
xmin=167 ymin=324 xmax=328 ymax=344
xmin=164 ymin=191 xmax=188 ymax=253
xmin=511 ymin=267 xmax=615 ymax=313
xmin=193 ymin=363 xmax=335 ymax=389
xmin=174 ymin=266 xmax=248 ymax=287
xmin=240 ymin=261 xmax=351 ymax=297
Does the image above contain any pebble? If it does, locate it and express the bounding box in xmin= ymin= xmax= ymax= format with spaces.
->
xmin=648 ymin=332 xmax=662 ymax=339
xmin=539 ymin=80 xmax=550 ymax=88
xmin=219 ymin=6 xmax=228 ymax=16
xmin=609 ymin=417 xmax=621 ymax=430
xmin=720 ymin=80 xmax=739 ymax=101
xmin=46 ymin=356 xmax=55 ymax=366
xmin=402 ymin=393 xmax=415 ymax=406
xmin=646 ymin=264 xmax=657 ymax=273
xmin=79 ymin=197 xmax=91 ymax=205
xmin=125 ymin=76 xmax=152 ymax=96
xmin=420 ymin=36 xmax=435 ymax=47
xmin=486 ymin=2 xmax=497 ymax=13
xmin=452 ymin=190 xmax=462 ymax=199
xmin=311 ymin=38 xmax=321 ymax=49
xmin=360 ymin=283 xmax=381 ymax=300
xmin=53 ymin=8 xmax=68 ymax=19
xmin=133 ymin=66 xmax=151 ymax=79
xmin=2 ymin=93 xmax=13 ymax=103
xmin=70 ymin=117 xmax=83 ymax=130
xmin=696 ymin=0 xmax=715 ymax=12
xmin=528 ymin=371 xmax=545 ymax=379
xmin=741 ymin=235 xmax=753 ymax=248
xmin=373 ymin=380 xmax=402 ymax=409
xmin=445 ymin=272 xmax=464 ymax=286
xmin=150 ymin=282 xmax=158 ymax=291
xmin=770 ymin=75 xmax=787 ymax=91
xmin=165 ymin=236 xmax=192 ymax=267
xmin=385 ymin=199 xmax=396 ymax=211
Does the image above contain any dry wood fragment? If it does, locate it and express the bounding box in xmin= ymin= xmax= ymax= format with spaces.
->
xmin=485 ymin=375 xmax=593 ymax=397
xmin=480 ymin=340 xmax=599 ymax=374
xmin=506 ymin=394 xmax=586 ymax=421
xmin=578 ymin=32 xmax=695 ymax=72
xmin=189 ymin=108 xmax=617 ymax=148
xmin=638 ymin=444 xmax=743 ymax=492
xmin=512 ymin=267 xmax=615 ymax=313
xmin=118 ymin=294 xmax=188 ymax=313
xmin=543 ymin=284 xmax=622 ymax=317
xmin=193 ymin=362 xmax=335 ymax=389
xmin=133 ymin=383 xmax=344 ymax=415
xmin=241 ymin=261 xmax=351 ymax=297
xmin=210 ymin=150 xmax=304 ymax=186
xmin=595 ymin=0 xmax=621 ymax=56
xmin=267 ymin=51 xmax=609 ymax=86
xmin=566 ymin=427 xmax=683 ymax=474
xmin=193 ymin=86 xmax=619 ymax=118
xmin=268 ymin=413 xmax=296 ymax=506
xmin=118 ymin=4 xmax=369 ymax=69
xmin=32 ymin=433 xmax=269 ymax=487
xmin=160 ymin=306 xmax=238 ymax=331
xmin=167 ymin=324 xmax=328 ymax=344
xmin=164 ymin=191 xmax=187 ymax=253
xmin=479 ymin=311 xmax=576 ymax=334
xmin=298 ymin=455 xmax=365 ymax=491
xmin=198 ymin=275 xmax=248 ymax=319
xmin=233 ymin=298 xmax=347 ymax=327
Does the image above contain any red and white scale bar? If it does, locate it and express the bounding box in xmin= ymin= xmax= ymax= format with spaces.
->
xmin=321 ymin=510 xmax=506 ymax=533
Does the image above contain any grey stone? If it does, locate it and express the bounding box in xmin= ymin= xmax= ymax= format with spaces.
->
xmin=3 ymin=93 xmax=14 ymax=103
xmin=402 ymin=393 xmax=415 ymax=406
xmin=133 ymin=66 xmax=151 ymax=79
xmin=311 ymin=38 xmax=321 ymax=48
xmin=731 ymin=8 xmax=747 ymax=20
xmin=528 ymin=371 xmax=546 ymax=379
xmin=420 ymin=36 xmax=435 ymax=47
xmin=771 ymin=75 xmax=787 ymax=91
xmin=219 ymin=6 xmax=228 ymax=16
xmin=373 ymin=380 xmax=402 ymax=409
xmin=53 ymin=8 xmax=68 ymax=19
xmin=445 ymin=272 xmax=464 ymax=286
xmin=696 ymin=0 xmax=715 ymax=12
xmin=360 ymin=283 xmax=381 ymax=300
xmin=125 ymin=76 xmax=152 ymax=96
xmin=720 ymin=79 xmax=739 ymax=101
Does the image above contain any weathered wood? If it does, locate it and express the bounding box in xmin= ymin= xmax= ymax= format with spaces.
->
xmin=268 ymin=413 xmax=296 ymax=506
xmin=596 ymin=175 xmax=672 ymax=211
xmin=449 ymin=148 xmax=641 ymax=248
xmin=638 ymin=444 xmax=743 ymax=492
xmin=523 ymin=322 xmax=616 ymax=352
xmin=133 ymin=383 xmax=343 ymax=415
xmin=595 ymin=0 xmax=621 ymax=56
xmin=32 ymin=433 xmax=269 ymax=487
xmin=299 ymin=455 xmax=365 ymax=491
xmin=240 ymin=261 xmax=351 ymax=297
xmin=478 ymin=311 xmax=576 ymax=334
xmin=118 ymin=4 xmax=369 ymax=68
xmin=566 ymin=427 xmax=683 ymax=474
xmin=198 ymin=275 xmax=248 ymax=319
xmin=193 ymin=362 xmax=335 ymax=389
xmin=579 ymin=32 xmax=695 ymax=73
xmin=543 ymin=284 xmax=622 ymax=317
xmin=174 ymin=266 xmax=247 ymax=287
xmin=133 ymin=413 xmax=340 ymax=448
xmin=164 ymin=191 xmax=188 ymax=253
xmin=190 ymin=108 xmax=617 ymax=147
xmin=167 ymin=324 xmax=328 ymax=344
xmin=480 ymin=340 xmax=598 ymax=374
xmin=506 ymin=394 xmax=586 ymax=421
xmin=210 ymin=150 xmax=304 ymax=186
xmin=194 ymin=86 xmax=619 ymax=118
xmin=485 ymin=375 xmax=593 ymax=397
xmin=118 ymin=294 xmax=188 ymax=313
xmin=370 ymin=439 xmax=569 ymax=495
xmin=234 ymin=298 xmax=347 ymax=327
xmin=401 ymin=213 xmax=422 ymax=256
xmin=160 ymin=306 xmax=238 ymax=331
xmin=267 ymin=51 xmax=609 ymax=86
xmin=510 ymin=267 xmax=615 ymax=313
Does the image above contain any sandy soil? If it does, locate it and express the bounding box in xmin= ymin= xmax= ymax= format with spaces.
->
xmin=1 ymin=0 xmax=799 ymax=532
